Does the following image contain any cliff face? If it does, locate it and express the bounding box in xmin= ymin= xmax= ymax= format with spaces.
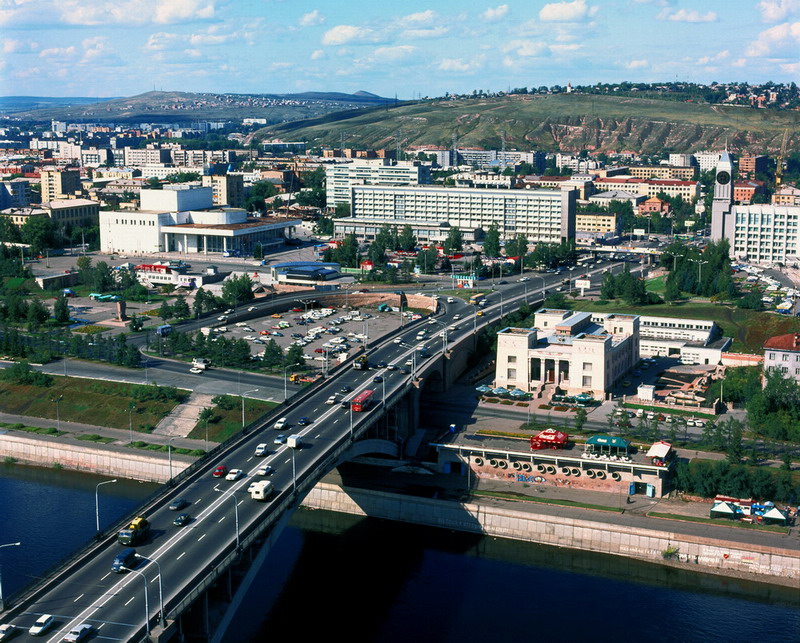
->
xmin=255 ymin=94 xmax=800 ymax=155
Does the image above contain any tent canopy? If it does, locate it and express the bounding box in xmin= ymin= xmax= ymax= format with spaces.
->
xmin=646 ymin=442 xmax=672 ymax=459
xmin=710 ymin=501 xmax=736 ymax=515
xmin=762 ymin=507 xmax=788 ymax=524
xmin=587 ymin=435 xmax=630 ymax=449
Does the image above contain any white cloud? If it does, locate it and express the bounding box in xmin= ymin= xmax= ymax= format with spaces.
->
xmin=183 ymin=48 xmax=202 ymax=57
xmin=55 ymin=0 xmax=216 ymax=26
xmin=145 ymin=32 xmax=180 ymax=51
xmin=2 ymin=38 xmax=38 ymax=53
xmin=310 ymin=49 xmax=325 ymax=60
xmin=757 ymin=1 xmax=800 ymax=22
xmin=745 ymin=21 xmax=800 ymax=56
xmin=270 ymin=62 xmax=292 ymax=70
xmin=438 ymin=56 xmax=483 ymax=72
xmin=731 ymin=58 xmax=747 ymax=67
xmin=399 ymin=10 xmax=435 ymax=26
xmin=81 ymin=35 xmax=112 ymax=62
xmin=371 ymin=45 xmax=416 ymax=61
xmin=189 ymin=32 xmax=231 ymax=45
xmin=625 ymin=59 xmax=648 ymax=69
xmin=322 ymin=25 xmax=373 ymax=46
xmin=549 ymin=43 xmax=582 ymax=55
xmin=401 ymin=26 xmax=449 ymax=39
xmin=657 ymin=8 xmax=717 ymax=23
xmin=300 ymin=9 xmax=324 ymax=27
xmin=39 ymin=45 xmax=77 ymax=58
xmin=780 ymin=60 xmax=800 ymax=72
xmin=539 ymin=1 xmax=598 ymax=22
xmin=482 ymin=5 xmax=509 ymax=21
xmin=697 ymin=50 xmax=729 ymax=64
xmin=502 ymin=39 xmax=548 ymax=57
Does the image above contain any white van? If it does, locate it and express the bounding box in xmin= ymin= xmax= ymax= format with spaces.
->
xmin=273 ymin=417 xmax=288 ymax=430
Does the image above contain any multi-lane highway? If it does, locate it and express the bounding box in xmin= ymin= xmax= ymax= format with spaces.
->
xmin=0 ymin=259 xmax=643 ymax=642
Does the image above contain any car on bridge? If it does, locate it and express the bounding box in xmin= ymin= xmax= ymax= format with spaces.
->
xmin=0 ymin=625 xmax=17 ymax=641
xmin=274 ymin=434 xmax=287 ymax=445
xmin=373 ymin=375 xmax=384 ymax=383
xmin=212 ymin=465 xmax=228 ymax=478
xmin=62 ymin=623 xmax=94 ymax=643
xmin=298 ymin=416 xmax=312 ymax=426
xmin=256 ymin=464 xmax=274 ymax=476
xmin=173 ymin=513 xmax=191 ymax=527
xmin=255 ymin=443 xmax=269 ymax=457
xmin=29 ymin=614 xmax=55 ymax=636
xmin=190 ymin=367 xmax=204 ymax=374
xmin=225 ymin=469 xmax=244 ymax=481
xmin=169 ymin=497 xmax=189 ymax=511
xmin=340 ymin=385 xmax=352 ymax=393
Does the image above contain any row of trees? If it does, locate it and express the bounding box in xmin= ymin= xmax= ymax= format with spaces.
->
xmin=600 ymin=265 xmax=661 ymax=305
xmin=660 ymin=239 xmax=736 ymax=301
xmin=673 ymin=459 xmax=797 ymax=503
xmin=0 ymin=296 xmax=51 ymax=330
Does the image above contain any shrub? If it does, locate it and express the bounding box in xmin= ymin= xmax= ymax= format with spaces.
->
xmin=4 ymin=456 xmax=17 ymax=464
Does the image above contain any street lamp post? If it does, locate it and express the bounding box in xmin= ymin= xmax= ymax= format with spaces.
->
xmin=53 ymin=395 xmax=63 ymax=432
xmin=127 ymin=403 xmax=136 ymax=444
xmin=135 ymin=555 xmax=165 ymax=628
xmin=122 ymin=566 xmax=150 ymax=637
xmin=0 ymin=542 xmax=21 ymax=612
xmin=349 ymin=403 xmax=354 ymax=440
xmin=241 ymin=388 xmax=258 ymax=430
xmin=283 ymin=366 xmax=289 ymax=401
xmin=289 ymin=445 xmax=297 ymax=494
xmin=95 ymin=479 xmax=118 ymax=534
xmin=214 ymin=490 xmax=240 ymax=550
xmin=168 ymin=437 xmax=177 ymax=483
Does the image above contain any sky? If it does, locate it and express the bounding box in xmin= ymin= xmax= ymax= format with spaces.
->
xmin=1 ymin=0 xmax=799 ymax=98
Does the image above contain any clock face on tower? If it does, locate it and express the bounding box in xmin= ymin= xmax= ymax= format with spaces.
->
xmin=716 ymin=170 xmax=731 ymax=185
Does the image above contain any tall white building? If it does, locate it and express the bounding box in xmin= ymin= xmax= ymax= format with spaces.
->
xmin=348 ymin=184 xmax=576 ymax=243
xmin=711 ymin=152 xmax=800 ymax=263
xmin=694 ymin=151 xmax=724 ymax=173
xmin=325 ymin=159 xmax=431 ymax=206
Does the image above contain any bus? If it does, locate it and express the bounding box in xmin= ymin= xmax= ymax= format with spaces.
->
xmin=469 ymin=293 xmax=486 ymax=306
xmin=351 ymin=389 xmax=374 ymax=412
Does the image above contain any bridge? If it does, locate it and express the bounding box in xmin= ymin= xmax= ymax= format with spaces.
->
xmin=0 ymin=261 xmax=632 ymax=642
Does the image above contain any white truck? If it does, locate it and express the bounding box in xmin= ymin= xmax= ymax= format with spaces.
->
xmin=191 ymin=358 xmax=211 ymax=370
xmin=250 ymin=480 xmax=274 ymax=501
xmin=286 ymin=434 xmax=301 ymax=448
xmin=200 ymin=327 xmax=213 ymax=336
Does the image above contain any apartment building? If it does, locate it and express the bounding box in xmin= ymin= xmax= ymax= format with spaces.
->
xmin=576 ymin=212 xmax=618 ymax=234
xmin=627 ymin=166 xmax=695 ymax=180
xmin=123 ymin=147 xmax=171 ymax=166
xmin=41 ymin=199 xmax=100 ymax=228
xmin=202 ymin=174 xmax=245 ymax=208
xmin=763 ymin=333 xmax=800 ymax=385
xmin=772 ymin=185 xmax=800 ymax=206
xmin=638 ymin=197 xmax=670 ymax=215
xmin=348 ymin=184 xmax=575 ymax=243
xmin=40 ymin=168 xmax=81 ymax=202
xmin=0 ymin=178 xmax=32 ymax=208
xmin=325 ymin=159 xmax=431 ymax=206
xmin=738 ymin=154 xmax=768 ymax=179
xmin=733 ymin=180 xmax=765 ymax=204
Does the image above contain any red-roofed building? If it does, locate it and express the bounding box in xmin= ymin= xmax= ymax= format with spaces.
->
xmin=734 ymin=180 xmax=765 ymax=204
xmin=763 ymin=333 xmax=800 ymax=385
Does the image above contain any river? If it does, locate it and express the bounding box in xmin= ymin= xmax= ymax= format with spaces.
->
xmin=2 ymin=464 xmax=799 ymax=642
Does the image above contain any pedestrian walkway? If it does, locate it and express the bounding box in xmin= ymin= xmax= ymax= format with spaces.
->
xmin=153 ymin=392 xmax=215 ymax=437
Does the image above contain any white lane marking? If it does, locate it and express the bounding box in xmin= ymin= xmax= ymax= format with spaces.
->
xmin=246 ymin=456 xmax=253 ymax=462
xmin=237 ymin=499 xmax=244 ymax=506
xmin=284 ymin=458 xmax=291 ymax=464
xmin=101 ymin=572 xmax=111 ymax=581
xmin=315 ymin=434 xmax=321 ymax=439
xmin=73 ymin=593 xmax=84 ymax=602
xmin=194 ymin=499 xmax=202 ymax=504
xmin=124 ymin=596 xmax=134 ymax=606
xmin=198 ymin=534 xmax=206 ymax=541
xmin=97 ymin=623 xmax=105 ymax=629
xmin=177 ymin=552 xmax=186 ymax=560
xmin=218 ymin=516 xmax=226 ymax=523
xmin=333 ymin=419 xmax=339 ymax=424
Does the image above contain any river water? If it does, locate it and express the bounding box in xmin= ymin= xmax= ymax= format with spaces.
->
xmin=2 ymin=464 xmax=799 ymax=642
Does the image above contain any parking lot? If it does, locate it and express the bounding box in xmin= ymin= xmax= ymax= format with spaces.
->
xmin=207 ymin=303 xmax=408 ymax=367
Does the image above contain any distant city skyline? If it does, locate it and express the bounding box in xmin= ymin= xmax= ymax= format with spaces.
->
xmin=1 ymin=0 xmax=798 ymax=98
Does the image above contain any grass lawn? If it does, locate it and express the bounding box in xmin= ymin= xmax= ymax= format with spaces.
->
xmin=566 ymin=299 xmax=800 ymax=354
xmin=0 ymin=421 xmax=66 ymax=437
xmin=0 ymin=377 xmax=188 ymax=432
xmin=188 ymin=398 xmax=278 ymax=443
xmin=474 ymin=489 xmax=623 ymax=512
xmin=648 ymin=511 xmax=789 ymax=534
xmin=645 ymin=275 xmax=667 ymax=295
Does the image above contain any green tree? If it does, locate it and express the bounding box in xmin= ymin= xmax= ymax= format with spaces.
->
xmin=26 ymin=299 xmax=50 ymax=330
xmin=574 ymin=407 xmax=588 ymax=432
xmin=92 ymin=261 xmax=114 ymax=292
xmin=285 ymin=343 xmax=305 ymax=367
xmin=21 ymin=216 xmax=56 ymax=253
xmin=398 ymin=224 xmax=416 ymax=251
xmin=172 ymin=295 xmax=191 ymax=320
xmin=128 ymin=315 xmax=144 ymax=332
xmin=334 ymin=203 xmax=351 ymax=218
xmin=600 ymin=271 xmax=616 ymax=299
xmin=483 ymin=223 xmax=501 ymax=257
xmin=443 ymin=227 xmax=463 ymax=254
xmin=262 ymin=338 xmax=283 ymax=368
xmin=222 ymin=274 xmax=255 ymax=305
xmin=53 ymin=294 xmax=70 ymax=324
xmin=158 ymin=300 xmax=172 ymax=322
xmin=246 ymin=181 xmax=279 ymax=213
xmin=415 ymin=247 xmax=438 ymax=274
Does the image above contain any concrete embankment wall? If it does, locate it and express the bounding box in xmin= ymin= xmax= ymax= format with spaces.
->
xmin=301 ymin=483 xmax=800 ymax=585
xmin=0 ymin=433 xmax=191 ymax=482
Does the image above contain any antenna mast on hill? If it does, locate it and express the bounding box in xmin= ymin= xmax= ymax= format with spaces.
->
xmin=339 ymin=131 xmax=346 ymax=153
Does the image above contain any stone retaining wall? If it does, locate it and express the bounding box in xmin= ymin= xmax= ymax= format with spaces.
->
xmin=301 ymin=483 xmax=800 ymax=584
xmin=0 ymin=433 xmax=192 ymax=482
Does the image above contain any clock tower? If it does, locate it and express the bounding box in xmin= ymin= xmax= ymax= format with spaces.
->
xmin=710 ymin=151 xmax=734 ymax=243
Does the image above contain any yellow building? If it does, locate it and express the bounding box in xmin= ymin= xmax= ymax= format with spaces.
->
xmin=627 ymin=166 xmax=695 ymax=180
xmin=40 ymin=168 xmax=81 ymax=202
xmin=41 ymin=199 xmax=100 ymax=228
xmin=576 ymin=212 xmax=618 ymax=234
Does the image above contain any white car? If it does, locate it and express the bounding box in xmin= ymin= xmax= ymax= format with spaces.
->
xmin=243 ymin=335 xmax=256 ymax=341
xmin=248 ymin=306 xmax=257 ymax=311
xmin=235 ymin=322 xmax=248 ymax=327
xmin=217 ymin=315 xmax=228 ymax=321
xmin=393 ymin=338 xmax=402 ymax=344
xmin=326 ymin=395 xmax=338 ymax=405
xmin=0 ymin=625 xmax=17 ymax=641
xmin=254 ymin=443 xmax=269 ymax=457
xmin=453 ymin=314 xmax=461 ymax=320
xmin=29 ymin=615 xmax=55 ymax=636
xmin=256 ymin=464 xmax=274 ymax=476
xmin=63 ymin=623 xmax=93 ymax=643
xmin=225 ymin=469 xmax=244 ymax=481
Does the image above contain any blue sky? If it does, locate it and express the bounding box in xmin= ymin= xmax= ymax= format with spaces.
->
xmin=1 ymin=0 xmax=799 ymax=98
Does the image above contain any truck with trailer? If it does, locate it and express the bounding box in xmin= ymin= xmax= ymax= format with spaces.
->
xmin=117 ymin=516 xmax=151 ymax=545
xmin=353 ymin=355 xmax=369 ymax=370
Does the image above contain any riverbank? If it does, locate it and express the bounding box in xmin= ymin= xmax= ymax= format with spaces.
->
xmin=301 ymin=481 xmax=800 ymax=588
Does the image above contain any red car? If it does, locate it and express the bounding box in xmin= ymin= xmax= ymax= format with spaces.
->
xmin=291 ymin=307 xmax=303 ymax=312
xmin=314 ymin=348 xmax=325 ymax=353
xmin=212 ymin=465 xmax=227 ymax=478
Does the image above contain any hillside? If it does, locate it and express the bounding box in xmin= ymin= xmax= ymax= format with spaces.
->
xmin=7 ymin=90 xmax=392 ymax=124
xmin=252 ymin=94 xmax=800 ymax=155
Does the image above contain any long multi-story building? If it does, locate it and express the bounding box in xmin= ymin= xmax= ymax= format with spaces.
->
xmin=324 ymin=159 xmax=430 ymax=206
xmin=627 ymin=165 xmax=695 ymax=180
xmin=738 ymin=154 xmax=768 ymax=179
xmin=346 ymin=184 xmax=576 ymax=243
xmin=123 ymin=147 xmax=171 ymax=166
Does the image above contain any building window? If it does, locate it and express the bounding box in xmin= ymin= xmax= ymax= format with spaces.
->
xmin=769 ymin=352 xmax=775 ymax=360
xmin=782 ymin=354 xmax=789 ymax=361
xmin=508 ymin=355 xmax=517 ymax=363
xmin=582 ymin=376 xmax=592 ymax=387
xmin=583 ymin=362 xmax=592 ymax=371
xmin=507 ymin=368 xmax=517 ymax=379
